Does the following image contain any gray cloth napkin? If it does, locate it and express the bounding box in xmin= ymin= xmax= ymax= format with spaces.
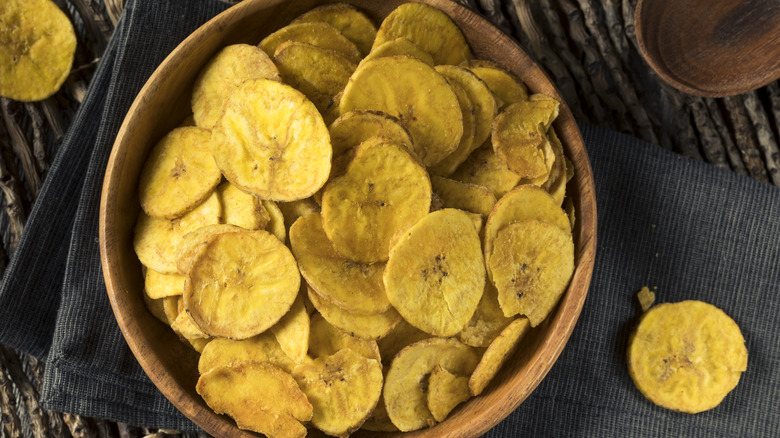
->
xmin=1 ymin=0 xmax=778 ymax=435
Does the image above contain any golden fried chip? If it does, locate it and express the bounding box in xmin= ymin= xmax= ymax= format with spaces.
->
xmin=198 ymin=331 xmax=297 ymax=375
xmin=526 ymin=93 xmax=561 ymax=126
xmin=191 ymin=44 xmax=280 ymax=129
xmin=184 ymin=230 xmax=300 ymax=339
xmin=329 ymin=110 xmax=416 ymax=159
xmin=488 ymin=220 xmax=574 ymax=325
xmin=176 ymin=224 xmax=243 ymax=274
xmin=458 ymin=281 xmax=513 ymax=347
xmin=435 ymin=78 xmax=476 ymax=173
xmin=261 ymin=200 xmax=287 ymax=242
xmin=211 ymin=79 xmax=331 ymax=201
xmin=307 ymin=286 xmax=401 ymax=340
xmin=142 ymin=293 xmax=168 ymax=325
xmin=431 ymin=176 xmax=497 ymax=217
xmin=426 ymin=365 xmax=471 ymax=422
xmin=384 ymin=338 xmax=479 ymax=431
xmin=321 ymin=139 xmax=431 ymax=263
xmin=269 ymin=294 xmax=309 ymax=364
xmin=197 ymin=362 xmax=312 ymax=438
xmin=0 ymin=0 xmax=76 ymax=101
xmin=133 ymin=192 xmax=222 ymax=274
xmin=290 ymin=213 xmax=390 ymax=314
xmin=291 ymin=3 xmax=377 ymax=56
xmin=362 ymin=38 xmax=434 ymax=66
xmin=138 ymin=127 xmax=220 ymax=220
xmin=144 ymin=269 xmax=185 ymax=299
xmin=627 ymin=300 xmax=748 ymax=413
xmin=308 ymin=313 xmax=381 ymax=362
xmin=273 ymin=41 xmax=356 ymax=112
xmin=385 ymin=209 xmax=485 ymax=337
xmin=259 ymin=21 xmax=361 ymax=64
xmin=563 ymin=196 xmax=576 ymax=229
xmin=187 ymin=337 xmax=211 ymax=353
xmin=637 ymin=286 xmax=656 ymax=312
xmin=171 ymin=309 xmax=210 ymax=341
xmin=450 ymin=143 xmax=521 ymax=198
xmin=492 ymin=112 xmax=547 ymax=179
xmin=373 ymin=2 xmax=470 ymax=66
xmin=542 ymin=128 xmax=567 ymax=204
xmin=376 ymin=320 xmax=430 ymax=366
xmin=216 ymin=182 xmax=270 ymax=230
xmin=277 ymin=197 xmax=319 ymax=233
xmin=466 ymin=60 xmax=527 ymax=109
xmin=339 ymin=56 xmax=462 ymax=167
xmin=293 ymin=348 xmax=383 ymax=436
xmin=162 ymin=295 xmax=181 ymax=326
xmin=469 ymin=317 xmax=531 ymax=395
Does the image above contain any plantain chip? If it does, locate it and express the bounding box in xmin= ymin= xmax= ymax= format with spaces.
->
xmin=308 ymin=313 xmax=381 ymax=362
xmin=198 ymin=331 xmax=297 ymax=375
xmin=216 ymin=182 xmax=270 ymax=230
xmin=307 ymin=286 xmax=401 ymax=340
xmin=384 ymin=338 xmax=479 ymax=431
xmin=259 ymin=21 xmax=361 ymax=64
xmin=191 ymin=43 xmax=280 ymax=129
xmin=277 ymin=197 xmax=320 ymax=233
xmin=492 ymin=112 xmax=547 ymax=180
xmin=133 ymin=192 xmax=222 ymax=274
xmin=488 ymin=220 xmax=574 ymax=325
xmin=171 ymin=308 xmax=210 ymax=341
xmin=211 ymin=79 xmax=331 ymax=202
xmin=291 ymin=3 xmax=377 ymax=56
xmin=469 ymin=317 xmax=531 ymax=395
xmin=431 ymin=176 xmax=497 ymax=217
xmin=321 ymin=138 xmax=431 ymax=263
xmin=373 ymin=2 xmax=470 ymax=66
xmin=339 ymin=56 xmax=462 ymax=167
xmin=458 ymin=281 xmax=513 ymax=347
xmin=465 ymin=60 xmax=527 ymax=110
xmin=162 ymin=295 xmax=181 ymax=326
xmin=627 ymin=300 xmax=748 ymax=413
xmin=293 ymin=348 xmax=383 ymax=437
xmin=143 ymin=293 xmax=168 ymax=326
xmin=329 ymin=110 xmax=416 ymax=159
xmin=184 ymin=230 xmax=300 ymax=339
xmin=636 ymin=286 xmax=656 ymax=312
xmin=176 ymin=224 xmax=243 ymax=274
xmin=0 ymin=0 xmax=76 ymax=101
xmin=269 ymin=294 xmax=309 ymax=364
xmin=362 ymin=38 xmax=434 ymax=66
xmin=144 ymin=269 xmax=185 ymax=300
xmin=376 ymin=319 xmax=431 ymax=366
xmin=426 ymin=365 xmax=471 ymax=422
xmin=290 ymin=213 xmax=390 ymax=314
xmin=541 ymin=128 xmax=567 ymax=204
xmin=262 ymin=200 xmax=287 ymax=242
xmin=450 ymin=142 xmax=521 ymax=199
xmin=273 ymin=41 xmax=356 ymax=112
xmin=384 ymin=209 xmax=485 ymax=337
xmin=197 ymin=362 xmax=312 ymax=438
xmin=434 ymin=77 xmax=476 ymax=175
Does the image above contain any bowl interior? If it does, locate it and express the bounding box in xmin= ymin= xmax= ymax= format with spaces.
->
xmin=99 ymin=1 xmax=597 ymax=436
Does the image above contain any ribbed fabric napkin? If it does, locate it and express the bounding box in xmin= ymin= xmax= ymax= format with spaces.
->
xmin=0 ymin=0 xmax=777 ymax=434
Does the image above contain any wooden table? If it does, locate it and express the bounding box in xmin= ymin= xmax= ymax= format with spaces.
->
xmin=1 ymin=0 xmax=778 ymax=436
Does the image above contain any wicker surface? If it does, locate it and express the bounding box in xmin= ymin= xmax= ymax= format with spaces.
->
xmin=1 ymin=0 xmax=778 ymax=436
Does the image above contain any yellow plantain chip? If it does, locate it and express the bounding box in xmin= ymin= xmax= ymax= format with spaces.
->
xmin=431 ymin=176 xmax=497 ymax=217
xmin=465 ymin=211 xmax=484 ymax=235
xmin=291 ymin=3 xmax=377 ymax=56
xmin=384 ymin=209 xmax=485 ymax=337
xmin=273 ymin=41 xmax=356 ymax=113
xmin=259 ymin=22 xmax=361 ymax=64
xmin=469 ymin=317 xmax=532 ymax=395
xmin=277 ymin=197 xmax=320 ymax=234
xmin=434 ymin=77 xmax=476 ymax=175
xmin=542 ymin=128 xmax=567 ymax=204
xmin=142 ymin=293 xmax=168 ymax=326
xmin=262 ymin=200 xmax=287 ymax=242
xmin=361 ymin=38 xmax=434 ymax=66
xmin=488 ymin=220 xmax=574 ymax=325
xmin=483 ymin=184 xmax=571 ymax=267
xmin=133 ymin=192 xmax=222 ymax=274
xmin=0 ymin=0 xmax=76 ymax=101
xmin=329 ymin=110 xmax=416 ymax=159
xmin=184 ymin=230 xmax=300 ymax=339
xmin=492 ymin=109 xmax=547 ymax=179
xmin=187 ymin=337 xmax=211 ymax=353
xmin=458 ymin=281 xmax=513 ymax=347
xmin=308 ymin=313 xmax=381 ymax=362
xmin=191 ymin=43 xmax=281 ymax=129
xmin=176 ymin=224 xmax=243 ymax=274
xmin=307 ymin=286 xmax=401 ymax=340
xmin=450 ymin=142 xmax=522 ymax=199
xmin=627 ymin=300 xmax=748 ymax=413
xmin=339 ymin=56 xmax=462 ymax=167
xmin=162 ymin=295 xmax=181 ymax=326
xmin=290 ymin=213 xmax=390 ymax=314
xmin=384 ymin=338 xmax=479 ymax=431
xmin=293 ymin=348 xmax=383 ymax=437
xmin=198 ymin=331 xmax=297 ymax=375
xmin=171 ymin=308 xmax=210 ymax=341
xmin=144 ymin=269 xmax=185 ymax=300
xmin=321 ymin=138 xmax=431 ymax=263
xmin=373 ymin=2 xmax=470 ymax=66
xmin=526 ymin=93 xmax=562 ymax=126
xmin=637 ymin=286 xmax=656 ymax=312
xmin=138 ymin=127 xmax=221 ymax=220
xmin=211 ymin=79 xmax=331 ymax=202
xmin=197 ymin=362 xmax=313 ymax=438
xmin=426 ymin=365 xmax=471 ymax=422
xmin=216 ymin=182 xmax=270 ymax=230
xmin=376 ymin=320 xmax=430 ymax=366
xmin=466 ymin=60 xmax=528 ymax=110
xmin=269 ymin=294 xmax=309 ymax=364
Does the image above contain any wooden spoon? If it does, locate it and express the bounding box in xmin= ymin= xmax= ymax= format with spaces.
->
xmin=635 ymin=0 xmax=780 ymax=97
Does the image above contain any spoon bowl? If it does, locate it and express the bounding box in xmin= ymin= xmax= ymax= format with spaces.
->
xmin=635 ymin=0 xmax=780 ymax=97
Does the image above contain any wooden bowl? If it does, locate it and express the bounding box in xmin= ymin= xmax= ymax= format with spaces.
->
xmin=99 ymin=1 xmax=597 ymax=436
